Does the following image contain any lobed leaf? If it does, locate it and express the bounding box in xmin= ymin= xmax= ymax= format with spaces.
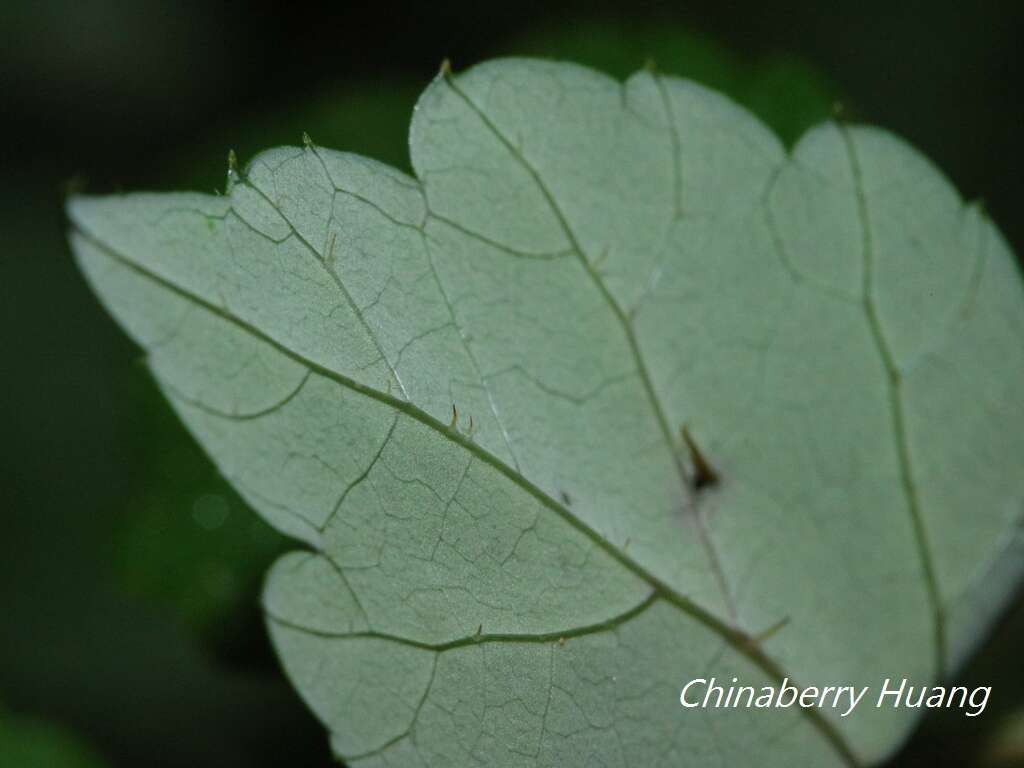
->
xmin=68 ymin=59 xmax=1024 ymax=766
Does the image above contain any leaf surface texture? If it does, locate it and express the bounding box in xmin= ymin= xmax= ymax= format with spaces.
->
xmin=68 ymin=59 xmax=1024 ymax=766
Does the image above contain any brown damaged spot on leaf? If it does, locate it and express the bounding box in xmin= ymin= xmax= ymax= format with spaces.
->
xmin=681 ymin=425 xmax=719 ymax=491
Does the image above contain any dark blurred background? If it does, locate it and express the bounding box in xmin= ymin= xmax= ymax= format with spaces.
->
xmin=2 ymin=1 xmax=1023 ymax=766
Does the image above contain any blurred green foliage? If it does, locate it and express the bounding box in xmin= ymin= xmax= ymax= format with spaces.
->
xmin=0 ymin=709 xmax=107 ymax=768
xmin=110 ymin=372 xmax=290 ymax=637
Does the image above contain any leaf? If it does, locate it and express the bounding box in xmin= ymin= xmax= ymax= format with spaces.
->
xmin=116 ymin=24 xmax=845 ymax=640
xmin=67 ymin=59 xmax=1024 ymax=766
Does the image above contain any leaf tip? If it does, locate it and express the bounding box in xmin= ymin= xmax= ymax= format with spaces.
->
xmin=439 ymin=58 xmax=453 ymax=79
xmin=226 ymin=149 xmax=240 ymax=190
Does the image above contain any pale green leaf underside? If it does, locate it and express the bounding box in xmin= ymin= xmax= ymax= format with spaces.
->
xmin=68 ymin=59 xmax=1024 ymax=766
